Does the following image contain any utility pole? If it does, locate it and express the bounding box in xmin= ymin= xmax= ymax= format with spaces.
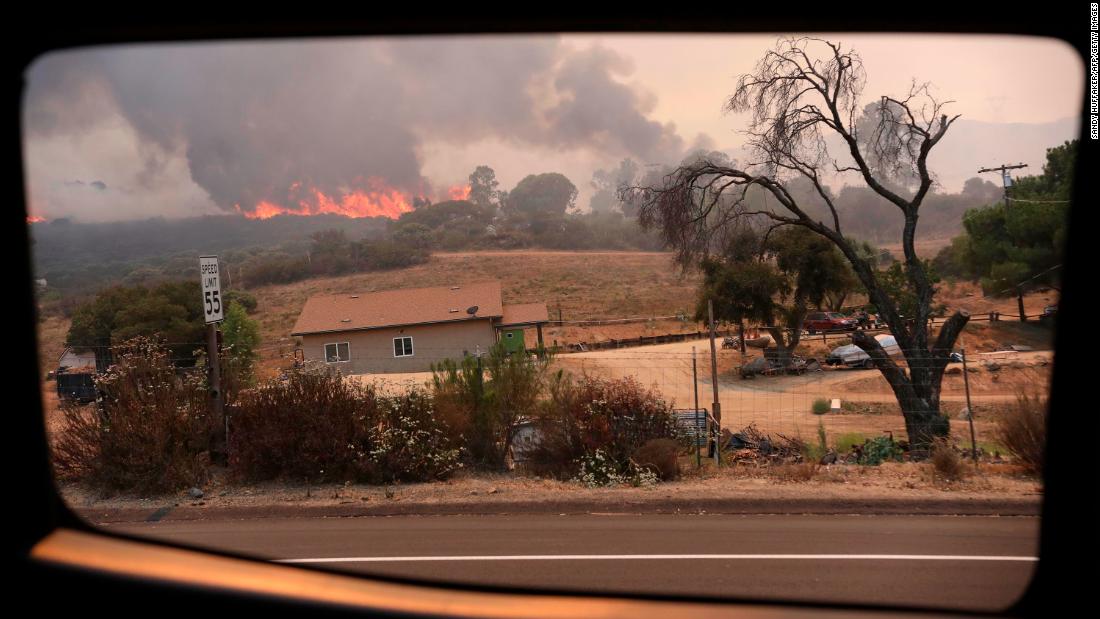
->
xmin=978 ymin=162 xmax=1028 ymax=208
xmin=708 ymin=299 xmax=721 ymax=466
xmin=979 ymin=163 xmax=1030 ymax=322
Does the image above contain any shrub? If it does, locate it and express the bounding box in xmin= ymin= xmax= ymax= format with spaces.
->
xmin=366 ymin=390 xmax=461 ymax=483
xmin=430 ymin=343 xmax=551 ymax=471
xmin=802 ymin=421 xmax=829 ymax=462
xmin=52 ymin=337 xmax=216 ymax=494
xmin=229 ymin=365 xmax=460 ymax=484
xmin=929 ymin=437 xmax=968 ymax=482
xmin=632 ymin=438 xmax=682 ymax=481
xmin=835 ymin=432 xmax=868 ymax=455
xmin=574 ymin=449 xmax=658 ymax=487
xmin=527 ymin=374 xmax=686 ymax=480
xmin=221 ymin=301 xmax=261 ymax=385
xmin=223 ymin=290 xmax=258 ymax=314
xmin=995 ymin=391 xmax=1047 ymax=474
xmin=229 ymin=363 xmax=374 ymax=483
xmin=859 ymin=435 xmax=904 ymax=465
xmin=811 ymin=398 xmax=830 ymax=415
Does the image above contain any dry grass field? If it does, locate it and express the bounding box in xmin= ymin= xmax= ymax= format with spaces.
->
xmin=36 ymin=248 xmax=1057 ymax=383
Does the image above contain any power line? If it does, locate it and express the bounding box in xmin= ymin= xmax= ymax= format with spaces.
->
xmin=977 ymin=162 xmax=1028 ymax=208
xmin=1000 ymin=198 xmax=1070 ymax=204
xmin=996 ymin=264 xmax=1062 ymax=296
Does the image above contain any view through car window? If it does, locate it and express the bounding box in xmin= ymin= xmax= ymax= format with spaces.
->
xmin=24 ymin=33 xmax=1081 ymax=612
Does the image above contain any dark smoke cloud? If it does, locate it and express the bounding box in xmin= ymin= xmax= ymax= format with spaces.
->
xmin=24 ymin=37 xmax=694 ymax=214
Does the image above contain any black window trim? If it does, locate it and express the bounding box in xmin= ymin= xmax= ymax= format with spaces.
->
xmin=324 ymin=341 xmax=351 ymax=363
xmin=393 ymin=336 xmax=414 ymax=358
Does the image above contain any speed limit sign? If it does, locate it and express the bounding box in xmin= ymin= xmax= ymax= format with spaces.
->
xmin=199 ymin=255 xmax=224 ymax=323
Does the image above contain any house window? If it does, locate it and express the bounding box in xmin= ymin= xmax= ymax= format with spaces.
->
xmin=393 ymin=336 xmax=414 ymax=357
xmin=324 ymin=342 xmax=350 ymax=363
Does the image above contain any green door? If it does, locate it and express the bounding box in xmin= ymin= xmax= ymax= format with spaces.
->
xmin=502 ymin=329 xmax=525 ymax=354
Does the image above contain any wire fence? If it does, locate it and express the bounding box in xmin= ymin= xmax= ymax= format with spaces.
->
xmin=306 ymin=342 xmax=1054 ymax=447
xmin=50 ymin=333 xmax=1053 ymax=451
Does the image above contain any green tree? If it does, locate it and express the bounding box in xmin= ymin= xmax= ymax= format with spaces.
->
xmin=506 ymin=173 xmax=578 ymax=235
xmin=937 ymin=140 xmax=1073 ymax=297
xmin=878 ymin=260 xmax=946 ymax=321
xmin=698 ymin=226 xmax=859 ymax=363
xmin=223 ymin=290 xmax=258 ymax=314
xmin=66 ymin=281 xmax=206 ymax=366
xmin=468 ymin=165 xmax=502 ymax=210
xmin=589 ymin=159 xmax=639 ymax=214
xmin=222 ymin=300 xmax=261 ymax=383
xmin=431 ymin=341 xmax=551 ymax=471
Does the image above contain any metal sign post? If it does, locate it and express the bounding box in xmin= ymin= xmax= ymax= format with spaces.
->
xmin=708 ymin=300 xmax=721 ymax=466
xmin=961 ymin=347 xmax=978 ymax=467
xmin=200 ymin=255 xmax=226 ymax=463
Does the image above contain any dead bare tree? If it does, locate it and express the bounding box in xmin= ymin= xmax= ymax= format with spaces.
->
xmin=622 ymin=38 xmax=967 ymax=449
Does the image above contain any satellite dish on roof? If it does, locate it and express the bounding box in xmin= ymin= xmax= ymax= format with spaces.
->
xmin=467 ymin=306 xmax=479 ymax=316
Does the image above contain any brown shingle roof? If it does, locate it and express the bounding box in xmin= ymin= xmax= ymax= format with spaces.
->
xmin=291 ymin=281 xmax=504 ymax=336
xmin=500 ymin=303 xmax=549 ymax=326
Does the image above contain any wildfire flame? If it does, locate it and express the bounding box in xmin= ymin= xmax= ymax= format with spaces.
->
xmin=447 ymin=184 xmax=471 ymax=201
xmin=26 ymin=215 xmax=46 ymax=224
xmin=238 ymin=178 xmax=472 ymax=220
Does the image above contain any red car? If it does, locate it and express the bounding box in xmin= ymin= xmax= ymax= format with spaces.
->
xmin=804 ymin=311 xmax=859 ymax=334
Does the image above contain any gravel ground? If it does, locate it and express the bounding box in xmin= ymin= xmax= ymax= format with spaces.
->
xmin=59 ymin=461 xmax=1041 ymax=518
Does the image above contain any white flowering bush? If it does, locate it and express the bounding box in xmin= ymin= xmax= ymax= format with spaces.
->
xmin=573 ymin=449 xmax=659 ymax=488
xmin=231 ymin=368 xmax=460 ymax=484
xmin=368 ymin=390 xmax=462 ymax=483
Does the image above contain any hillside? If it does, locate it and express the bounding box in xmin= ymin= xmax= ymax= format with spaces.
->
xmin=37 ymin=249 xmax=1057 ymax=380
xmin=246 ymin=251 xmax=701 ymax=373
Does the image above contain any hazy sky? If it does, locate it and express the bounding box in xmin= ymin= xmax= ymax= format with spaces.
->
xmin=23 ymin=33 xmax=1083 ymax=223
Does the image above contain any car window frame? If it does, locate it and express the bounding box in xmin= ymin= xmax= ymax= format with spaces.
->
xmin=13 ymin=13 xmax=1091 ymax=617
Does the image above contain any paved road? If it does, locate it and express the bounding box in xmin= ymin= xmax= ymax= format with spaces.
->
xmin=108 ymin=514 xmax=1037 ymax=612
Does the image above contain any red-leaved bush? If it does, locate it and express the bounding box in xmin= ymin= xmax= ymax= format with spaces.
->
xmin=526 ymin=375 xmax=686 ymax=479
xmin=229 ymin=364 xmax=459 ymax=484
xmin=52 ymin=337 xmax=217 ymax=494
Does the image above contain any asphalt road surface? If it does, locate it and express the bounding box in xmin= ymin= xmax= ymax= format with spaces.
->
xmin=107 ymin=513 xmax=1038 ymax=612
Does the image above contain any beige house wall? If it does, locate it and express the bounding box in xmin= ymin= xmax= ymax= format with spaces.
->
xmin=300 ymin=318 xmax=497 ymax=374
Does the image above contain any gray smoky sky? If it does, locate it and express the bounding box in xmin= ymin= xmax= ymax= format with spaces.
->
xmin=23 ymin=37 xmax=692 ymax=218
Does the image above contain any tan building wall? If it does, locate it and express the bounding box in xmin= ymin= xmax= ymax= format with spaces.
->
xmin=300 ymin=318 xmax=497 ymax=374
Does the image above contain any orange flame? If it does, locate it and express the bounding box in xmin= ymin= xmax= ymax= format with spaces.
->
xmin=239 ymin=178 xmax=471 ymax=220
xmin=26 ymin=215 xmax=46 ymax=224
xmin=447 ymin=184 xmax=471 ymax=201
xmin=239 ymin=178 xmax=414 ymax=220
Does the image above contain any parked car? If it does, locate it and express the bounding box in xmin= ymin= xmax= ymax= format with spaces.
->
xmin=825 ymin=335 xmax=901 ymax=369
xmin=804 ymin=311 xmax=859 ymax=334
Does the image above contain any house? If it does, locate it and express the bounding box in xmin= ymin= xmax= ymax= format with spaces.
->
xmin=57 ymin=347 xmax=97 ymax=372
xmin=291 ymin=281 xmax=549 ymax=374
